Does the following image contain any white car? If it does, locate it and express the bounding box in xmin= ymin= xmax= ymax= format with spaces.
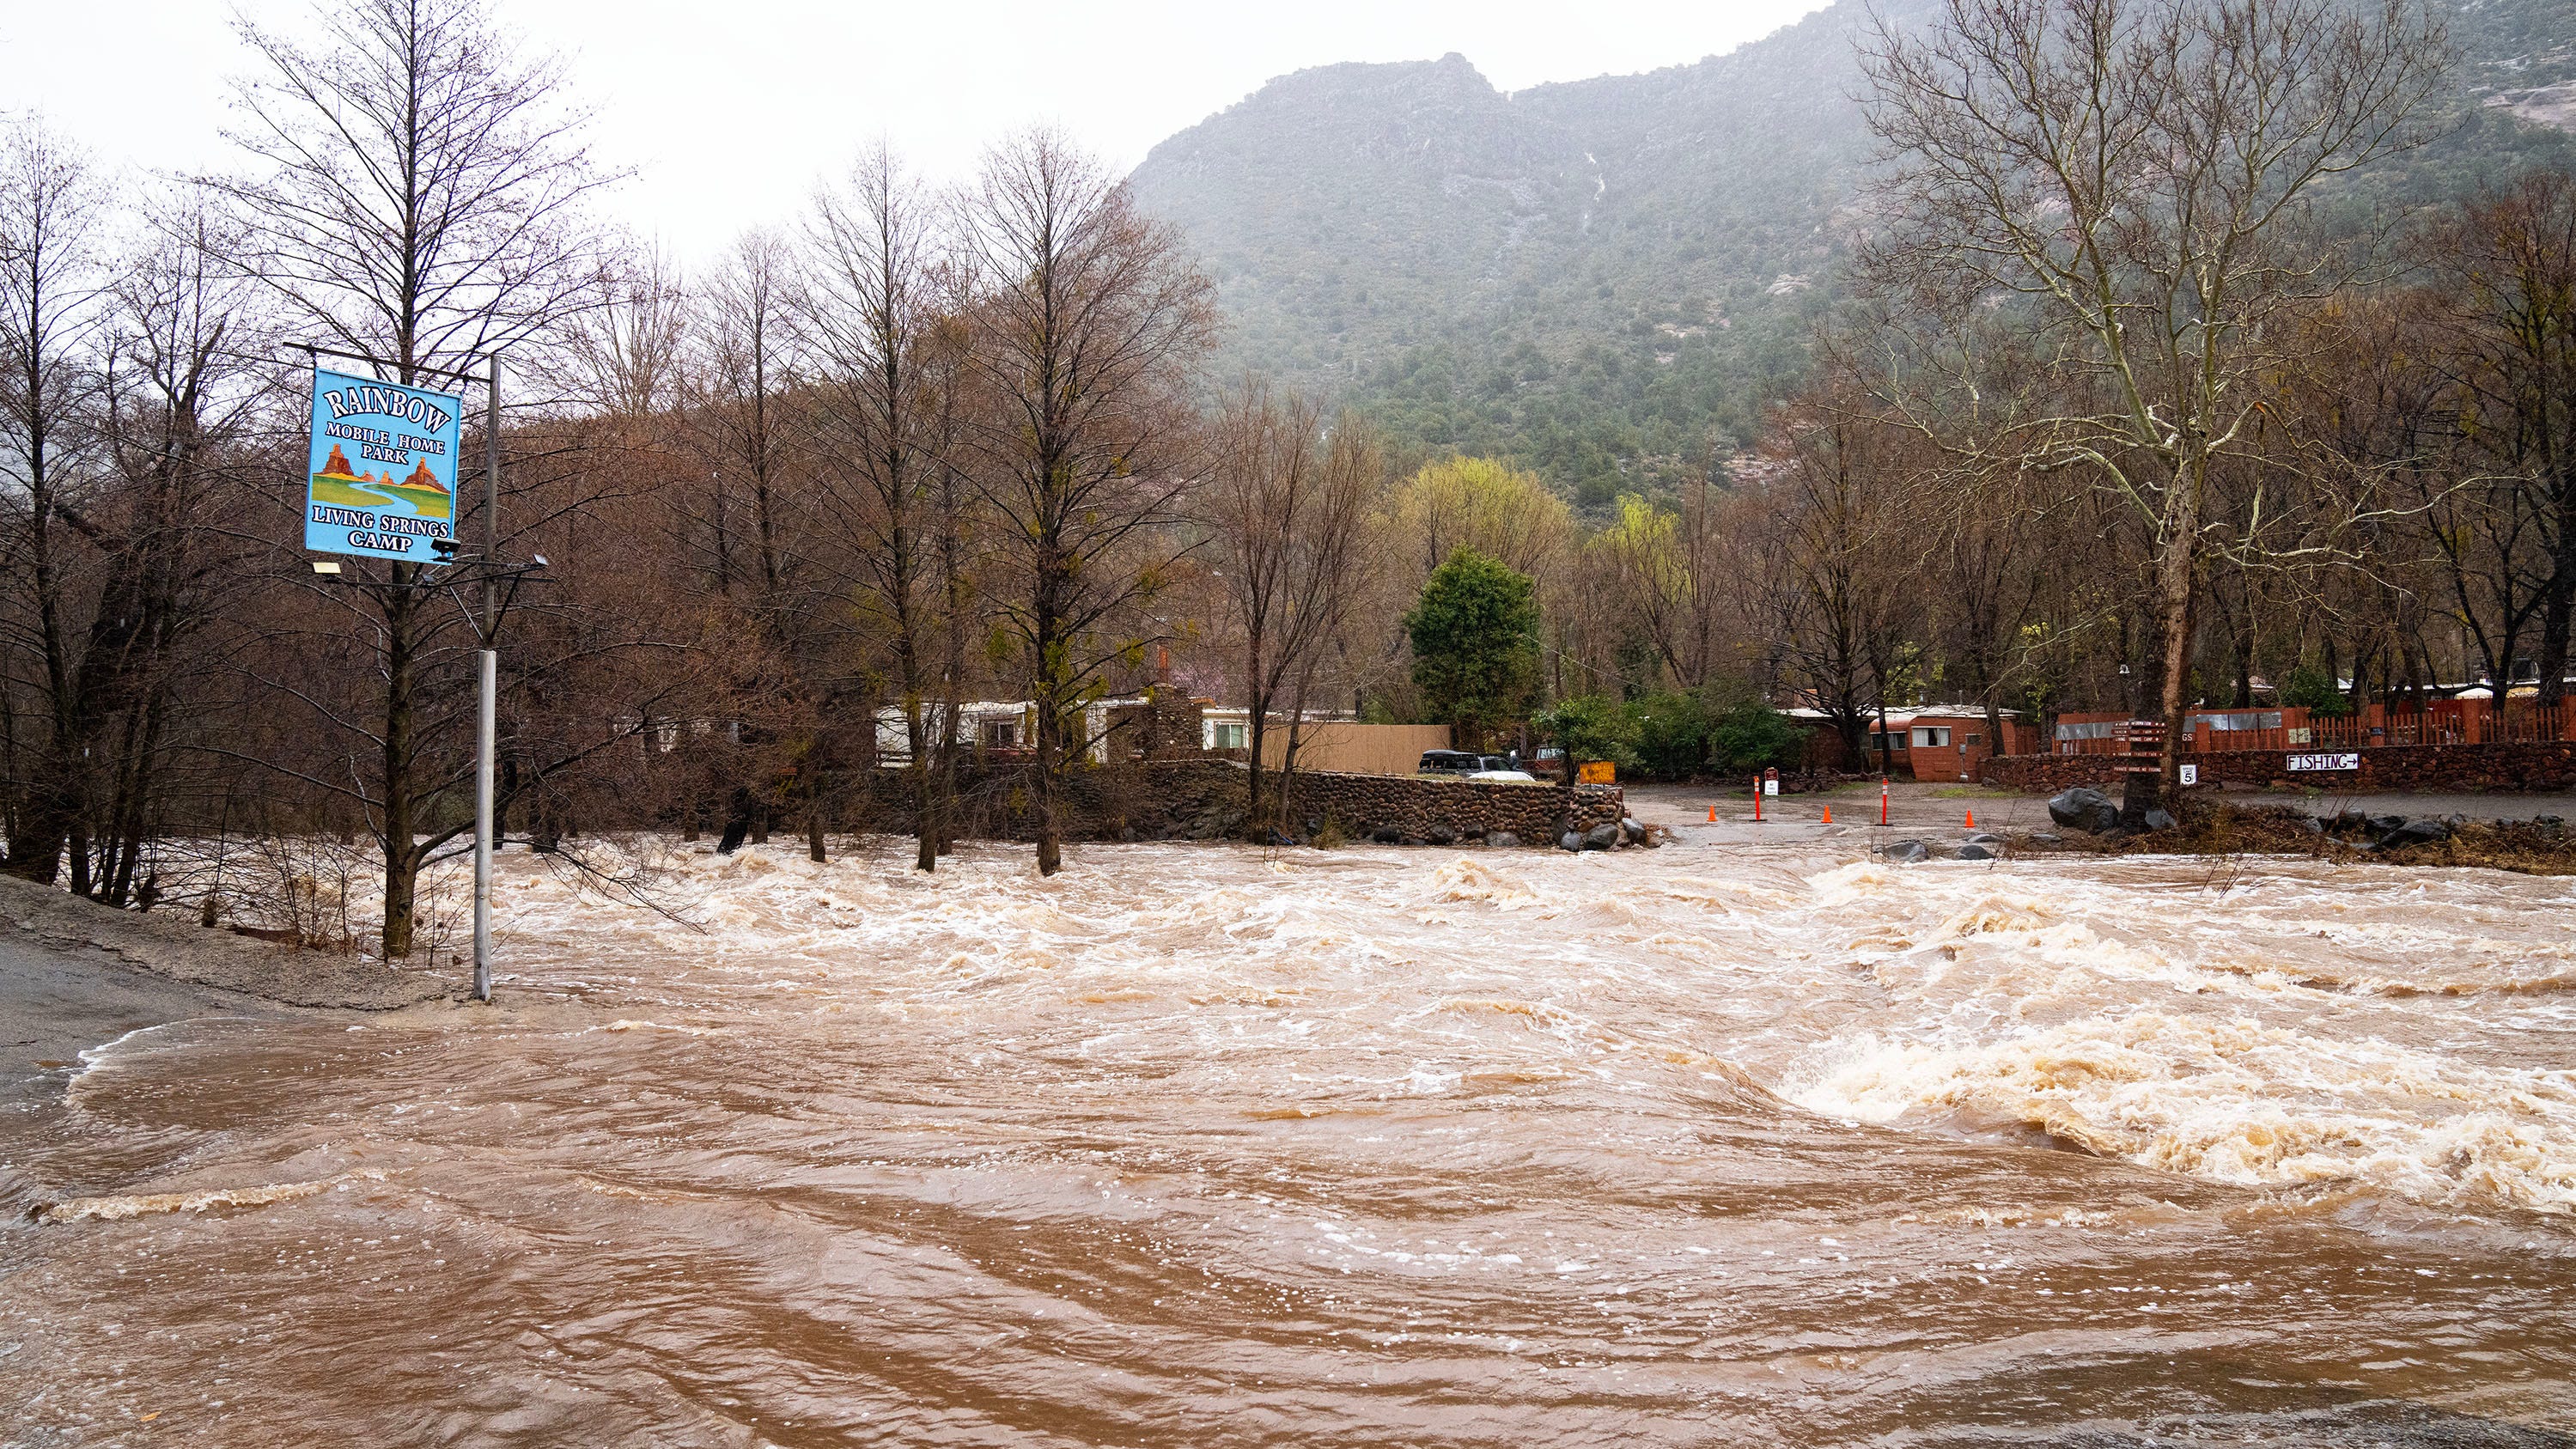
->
xmin=1465 ymin=769 xmax=1540 ymax=782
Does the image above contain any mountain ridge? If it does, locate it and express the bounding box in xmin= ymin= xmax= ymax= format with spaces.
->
xmin=1130 ymin=0 xmax=2576 ymax=508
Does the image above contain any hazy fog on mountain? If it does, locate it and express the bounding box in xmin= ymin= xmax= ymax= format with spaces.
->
xmin=1130 ymin=0 xmax=2576 ymax=508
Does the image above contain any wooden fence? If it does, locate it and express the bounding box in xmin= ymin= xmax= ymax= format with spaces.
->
xmin=2052 ymin=704 xmax=2571 ymax=756
xmin=1258 ymin=723 xmax=1454 ymax=776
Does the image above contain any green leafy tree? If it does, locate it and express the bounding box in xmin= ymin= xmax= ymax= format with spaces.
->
xmin=1532 ymin=692 xmax=1641 ymax=830
xmin=1624 ymin=692 xmax=1712 ymax=778
xmin=1404 ymin=547 xmax=1539 ymax=746
xmin=1708 ymin=697 xmax=1801 ymax=773
xmin=1536 ymin=694 xmax=1642 ymax=773
xmin=2279 ymin=664 xmax=2353 ymax=719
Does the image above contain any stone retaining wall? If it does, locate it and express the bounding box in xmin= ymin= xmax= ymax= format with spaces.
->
xmin=1283 ymin=769 xmax=1625 ymax=844
xmin=1981 ymin=741 xmax=2576 ymax=794
xmin=858 ymin=759 xmax=1625 ymax=846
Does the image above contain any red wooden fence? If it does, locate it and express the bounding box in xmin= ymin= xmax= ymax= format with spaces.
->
xmin=2051 ymin=703 xmax=2570 ymax=757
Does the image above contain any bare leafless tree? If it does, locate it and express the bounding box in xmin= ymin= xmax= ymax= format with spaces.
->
xmin=207 ymin=0 xmax=618 ymax=955
xmin=77 ymin=203 xmax=273 ymax=902
xmin=687 ymin=231 xmax=794 ymax=607
xmin=1858 ymin=0 xmax=2448 ymax=817
xmin=681 ymin=228 xmax=843 ymax=855
xmin=1740 ymin=399 xmax=1918 ymax=769
xmin=1203 ymin=381 xmax=1382 ymax=839
xmin=0 ymin=117 xmax=108 ymax=884
xmin=955 ymin=130 xmax=1215 ymax=875
xmin=800 ymin=145 xmax=953 ymax=868
xmin=2415 ymin=175 xmax=2576 ymax=703
xmin=552 ymin=246 xmax=689 ymax=425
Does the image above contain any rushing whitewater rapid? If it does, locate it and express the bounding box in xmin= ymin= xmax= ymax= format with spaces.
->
xmin=3 ymin=836 xmax=2572 ymax=1445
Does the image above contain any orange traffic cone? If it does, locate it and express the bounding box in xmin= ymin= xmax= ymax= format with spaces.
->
xmin=1965 ymin=808 xmax=1976 ymax=829
xmin=1707 ymin=805 xmax=1716 ymax=823
xmin=1822 ymin=806 xmax=1833 ymax=824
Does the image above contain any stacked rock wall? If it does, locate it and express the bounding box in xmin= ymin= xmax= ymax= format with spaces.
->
xmin=1282 ymin=770 xmax=1626 ymax=844
xmin=855 ymin=759 xmax=1623 ymax=845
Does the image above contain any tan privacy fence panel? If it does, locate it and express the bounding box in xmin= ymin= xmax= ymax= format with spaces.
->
xmin=1258 ymin=723 xmax=1453 ymax=776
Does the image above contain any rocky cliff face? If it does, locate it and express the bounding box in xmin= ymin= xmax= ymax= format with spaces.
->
xmin=1128 ymin=11 xmax=1875 ymax=491
xmin=1133 ymin=52 xmax=1592 ymax=368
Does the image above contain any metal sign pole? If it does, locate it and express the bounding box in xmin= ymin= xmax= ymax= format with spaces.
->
xmin=474 ymin=647 xmax=495 ymax=1001
xmin=295 ymin=341 xmax=517 ymax=1002
xmin=472 ymin=353 xmax=502 ymax=1003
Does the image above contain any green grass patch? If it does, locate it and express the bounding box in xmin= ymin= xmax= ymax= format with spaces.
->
xmin=310 ymin=475 xmax=380 ymax=507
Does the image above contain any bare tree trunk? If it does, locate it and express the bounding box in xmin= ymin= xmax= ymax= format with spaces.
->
xmin=1245 ymin=618 xmax=1270 ymax=843
xmin=2131 ymin=454 xmax=2204 ymax=824
xmin=381 ymin=577 xmax=419 ymax=957
xmin=1033 ymin=627 xmax=1064 ymax=877
xmin=935 ymin=460 xmax=970 ymax=859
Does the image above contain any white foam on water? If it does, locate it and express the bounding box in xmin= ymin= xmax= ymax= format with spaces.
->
xmin=277 ymin=833 xmax=2576 ymax=1217
xmin=1792 ymin=1011 xmax=2576 ymax=1212
xmin=38 ymin=1169 xmax=387 ymax=1224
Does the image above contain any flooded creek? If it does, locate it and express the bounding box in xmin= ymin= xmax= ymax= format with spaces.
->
xmin=3 ymin=837 xmax=2572 ymax=1445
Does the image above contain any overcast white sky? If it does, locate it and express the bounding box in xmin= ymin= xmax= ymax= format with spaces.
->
xmin=2 ymin=1 xmax=1826 ymax=260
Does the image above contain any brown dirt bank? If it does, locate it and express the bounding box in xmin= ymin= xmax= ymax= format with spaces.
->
xmin=2013 ymin=800 xmax=2576 ymax=875
xmin=0 ymin=874 xmax=456 ymax=1011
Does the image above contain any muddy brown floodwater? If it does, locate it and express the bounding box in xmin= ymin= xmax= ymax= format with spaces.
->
xmin=3 ymin=837 xmax=2573 ymax=1446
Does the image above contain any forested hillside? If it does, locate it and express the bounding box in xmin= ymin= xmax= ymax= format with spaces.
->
xmin=1129 ymin=0 xmax=2576 ymax=510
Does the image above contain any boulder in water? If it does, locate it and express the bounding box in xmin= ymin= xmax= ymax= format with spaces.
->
xmin=1885 ymin=838 xmax=1931 ymax=863
xmin=1620 ymin=816 xmax=1647 ymax=844
xmin=1486 ymin=831 xmax=1520 ymax=849
xmin=1584 ymin=823 xmax=1623 ymax=850
xmin=2373 ymin=817 xmax=2451 ymax=851
xmin=2048 ymin=787 xmax=2120 ymax=834
xmin=2143 ymin=809 xmax=2177 ymax=832
xmin=1427 ymin=822 xmax=1459 ymax=846
xmin=1559 ymin=831 xmax=1583 ymax=852
xmin=1958 ymin=843 xmax=1996 ymax=861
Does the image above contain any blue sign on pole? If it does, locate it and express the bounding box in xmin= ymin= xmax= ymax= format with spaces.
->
xmin=304 ymin=366 xmax=461 ymax=560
